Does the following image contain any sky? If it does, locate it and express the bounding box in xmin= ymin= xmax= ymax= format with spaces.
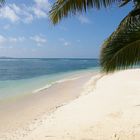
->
xmin=0 ymin=0 xmax=133 ymax=58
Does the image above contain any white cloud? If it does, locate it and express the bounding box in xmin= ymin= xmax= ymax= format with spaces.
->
xmin=11 ymin=4 xmax=34 ymax=23
xmin=34 ymin=0 xmax=51 ymax=10
xmin=78 ymin=15 xmax=91 ymax=24
xmin=0 ymin=35 xmax=26 ymax=47
xmin=64 ymin=42 xmax=70 ymax=47
xmin=32 ymin=8 xmax=47 ymax=18
xmin=0 ymin=34 xmax=48 ymax=48
xmin=0 ymin=4 xmax=32 ymax=23
xmin=0 ymin=5 xmax=19 ymax=22
xmin=9 ymin=37 xmax=25 ymax=43
xmin=30 ymin=35 xmax=47 ymax=46
xmin=18 ymin=37 xmax=26 ymax=42
xmin=12 ymin=3 xmax=21 ymax=13
xmin=22 ymin=11 xmax=34 ymax=23
xmin=0 ymin=0 xmax=51 ymax=23
xmin=59 ymin=38 xmax=71 ymax=47
xmin=0 ymin=35 xmax=7 ymax=44
xmin=31 ymin=0 xmax=50 ymax=19
xmin=9 ymin=37 xmax=18 ymax=43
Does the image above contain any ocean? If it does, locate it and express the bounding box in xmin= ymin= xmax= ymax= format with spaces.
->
xmin=0 ymin=58 xmax=99 ymax=101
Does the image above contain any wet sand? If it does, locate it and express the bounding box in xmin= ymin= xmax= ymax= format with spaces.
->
xmin=0 ymin=71 xmax=98 ymax=140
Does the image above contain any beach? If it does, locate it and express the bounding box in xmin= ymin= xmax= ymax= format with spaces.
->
xmin=0 ymin=70 xmax=98 ymax=140
xmin=0 ymin=0 xmax=139 ymax=139
xmin=0 ymin=69 xmax=140 ymax=140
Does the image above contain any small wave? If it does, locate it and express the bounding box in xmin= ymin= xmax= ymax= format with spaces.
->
xmin=32 ymin=84 xmax=52 ymax=93
xmin=56 ymin=76 xmax=81 ymax=83
xmin=32 ymin=76 xmax=81 ymax=93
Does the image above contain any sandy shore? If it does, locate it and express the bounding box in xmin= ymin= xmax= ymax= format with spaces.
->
xmin=0 ymin=70 xmax=97 ymax=140
xmin=1 ymin=69 xmax=140 ymax=140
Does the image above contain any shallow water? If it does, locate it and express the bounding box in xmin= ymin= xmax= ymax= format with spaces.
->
xmin=0 ymin=58 xmax=100 ymax=100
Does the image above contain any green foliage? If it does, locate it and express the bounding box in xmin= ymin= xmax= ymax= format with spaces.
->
xmin=100 ymin=8 xmax=140 ymax=72
xmin=0 ymin=0 xmax=5 ymax=6
xmin=49 ymin=0 xmax=140 ymax=73
xmin=50 ymin=0 xmax=120 ymax=25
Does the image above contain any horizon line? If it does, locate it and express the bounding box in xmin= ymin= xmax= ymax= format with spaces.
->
xmin=0 ymin=57 xmax=99 ymax=59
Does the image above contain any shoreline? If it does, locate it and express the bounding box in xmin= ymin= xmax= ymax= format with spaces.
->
xmin=1 ymin=69 xmax=139 ymax=140
xmin=0 ymin=70 xmax=99 ymax=140
xmin=22 ymin=69 xmax=140 ymax=140
xmin=0 ymin=67 xmax=99 ymax=102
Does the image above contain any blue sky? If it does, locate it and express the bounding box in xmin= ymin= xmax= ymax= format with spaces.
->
xmin=0 ymin=0 xmax=133 ymax=58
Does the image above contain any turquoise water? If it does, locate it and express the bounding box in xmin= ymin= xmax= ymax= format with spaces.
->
xmin=0 ymin=58 xmax=100 ymax=100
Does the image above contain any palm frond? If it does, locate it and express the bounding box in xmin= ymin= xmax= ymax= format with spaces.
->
xmin=119 ymin=0 xmax=130 ymax=7
xmin=0 ymin=0 xmax=4 ymax=3
xmin=50 ymin=0 xmax=119 ymax=24
xmin=0 ymin=0 xmax=5 ymax=7
xmin=100 ymin=8 xmax=140 ymax=72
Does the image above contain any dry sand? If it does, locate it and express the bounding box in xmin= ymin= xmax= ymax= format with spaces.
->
xmin=1 ymin=69 xmax=140 ymax=140
xmin=0 ymin=71 xmax=97 ymax=140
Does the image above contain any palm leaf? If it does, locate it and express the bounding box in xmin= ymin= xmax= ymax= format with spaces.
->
xmin=0 ymin=0 xmax=4 ymax=7
xmin=0 ymin=0 xmax=4 ymax=3
xmin=100 ymin=8 xmax=140 ymax=72
xmin=119 ymin=0 xmax=131 ymax=7
xmin=50 ymin=0 xmax=120 ymax=24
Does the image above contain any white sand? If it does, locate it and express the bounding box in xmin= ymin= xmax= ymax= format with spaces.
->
xmin=0 ymin=71 xmax=96 ymax=140
xmin=2 ymin=69 xmax=140 ymax=140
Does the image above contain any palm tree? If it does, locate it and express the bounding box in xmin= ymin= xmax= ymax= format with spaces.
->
xmin=50 ymin=0 xmax=140 ymax=72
